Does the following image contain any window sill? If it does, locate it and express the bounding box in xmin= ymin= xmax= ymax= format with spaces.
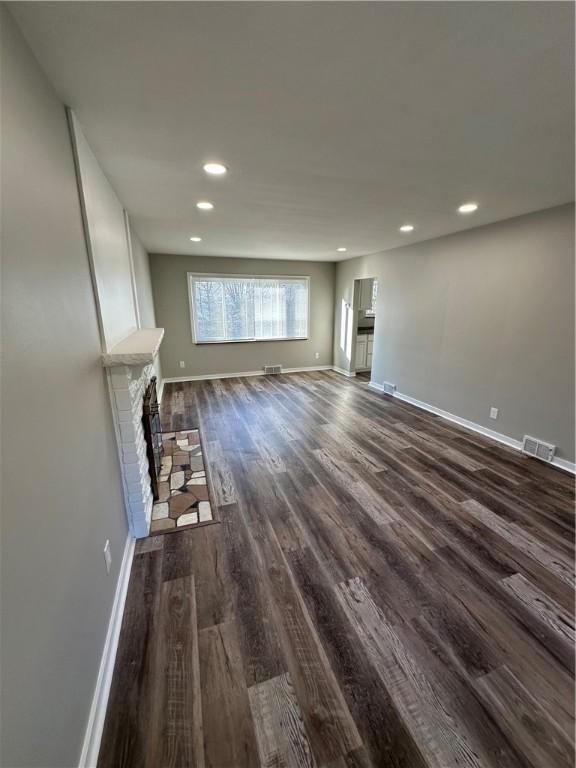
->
xmin=193 ymin=336 xmax=309 ymax=345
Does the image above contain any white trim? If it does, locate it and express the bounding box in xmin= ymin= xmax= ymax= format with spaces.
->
xmin=162 ymin=365 xmax=332 ymax=384
xmin=66 ymin=108 xmax=107 ymax=354
xmin=190 ymin=336 xmax=309 ymax=345
xmin=550 ymin=456 xmax=576 ymax=474
xmin=375 ymin=388 xmax=575 ymax=475
xmin=123 ymin=209 xmax=141 ymax=330
xmin=332 ymin=366 xmax=356 ymax=378
xmin=157 ymin=378 xmax=165 ymax=404
xmin=79 ymin=534 xmax=136 ymax=768
xmin=160 ymin=366 xmax=576 ymax=475
xmin=394 ymin=391 xmax=522 ymax=450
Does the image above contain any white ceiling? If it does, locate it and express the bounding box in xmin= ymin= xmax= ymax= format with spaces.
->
xmin=12 ymin=1 xmax=574 ymax=262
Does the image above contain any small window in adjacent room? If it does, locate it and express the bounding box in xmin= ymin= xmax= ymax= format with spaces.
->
xmin=188 ymin=274 xmax=310 ymax=343
xmin=365 ymin=278 xmax=378 ymax=316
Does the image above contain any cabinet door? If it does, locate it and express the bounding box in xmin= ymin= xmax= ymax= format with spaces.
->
xmin=355 ymin=338 xmax=367 ymax=368
xmin=366 ymin=352 xmax=373 ymax=369
xmin=358 ymin=279 xmax=374 ymax=310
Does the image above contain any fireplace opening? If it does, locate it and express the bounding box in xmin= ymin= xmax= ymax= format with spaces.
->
xmin=142 ymin=376 xmax=163 ymax=500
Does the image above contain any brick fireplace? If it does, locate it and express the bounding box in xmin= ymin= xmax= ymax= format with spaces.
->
xmin=102 ymin=328 xmax=164 ymax=538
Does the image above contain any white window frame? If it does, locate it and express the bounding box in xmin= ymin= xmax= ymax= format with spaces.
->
xmin=188 ymin=273 xmax=311 ymax=344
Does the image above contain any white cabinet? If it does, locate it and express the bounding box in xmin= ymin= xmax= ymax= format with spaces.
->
xmin=355 ymin=333 xmax=374 ymax=370
xmin=366 ymin=336 xmax=374 ymax=369
xmin=355 ymin=336 xmax=367 ymax=368
xmin=358 ymin=278 xmax=374 ymax=310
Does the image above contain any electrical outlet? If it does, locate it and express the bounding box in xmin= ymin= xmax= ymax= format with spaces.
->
xmin=179 ymin=360 xmax=186 ymax=368
xmin=103 ymin=540 xmax=112 ymax=574
xmin=489 ymin=406 xmax=499 ymax=420
xmin=314 ymin=352 xmax=320 ymax=359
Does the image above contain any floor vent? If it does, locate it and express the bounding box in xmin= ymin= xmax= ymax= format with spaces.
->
xmin=522 ymin=435 xmax=556 ymax=463
xmin=263 ymin=365 xmax=282 ymax=375
xmin=382 ymin=382 xmax=397 ymax=396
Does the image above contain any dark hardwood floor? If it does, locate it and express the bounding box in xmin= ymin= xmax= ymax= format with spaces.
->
xmin=99 ymin=370 xmax=575 ymax=768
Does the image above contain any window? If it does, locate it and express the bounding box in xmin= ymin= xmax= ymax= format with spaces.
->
xmin=189 ymin=274 xmax=309 ymax=343
xmin=365 ymin=278 xmax=378 ymax=316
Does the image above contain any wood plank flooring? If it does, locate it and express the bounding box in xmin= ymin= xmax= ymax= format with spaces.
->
xmin=98 ymin=371 xmax=575 ymax=768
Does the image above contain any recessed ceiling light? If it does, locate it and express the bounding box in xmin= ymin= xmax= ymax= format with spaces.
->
xmin=196 ymin=201 xmax=214 ymax=211
xmin=399 ymin=224 xmax=415 ymax=233
xmin=190 ymin=236 xmax=202 ymax=242
xmin=337 ymin=247 xmax=347 ymax=252
xmin=458 ymin=202 xmax=478 ymax=213
xmin=203 ymin=162 xmax=228 ymax=176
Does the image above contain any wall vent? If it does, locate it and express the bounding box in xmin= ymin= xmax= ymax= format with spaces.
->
xmin=522 ymin=435 xmax=556 ymax=463
xmin=263 ymin=365 xmax=282 ymax=375
xmin=382 ymin=382 xmax=397 ymax=396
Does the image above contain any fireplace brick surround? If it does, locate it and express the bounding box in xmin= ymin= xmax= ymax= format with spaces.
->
xmin=102 ymin=328 xmax=164 ymax=538
xmin=108 ymin=364 xmax=154 ymax=537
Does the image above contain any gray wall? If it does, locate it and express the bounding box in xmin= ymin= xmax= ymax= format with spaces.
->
xmin=334 ymin=204 xmax=575 ymax=461
xmin=150 ymin=253 xmax=335 ymax=378
xmin=1 ymin=7 xmax=129 ymax=766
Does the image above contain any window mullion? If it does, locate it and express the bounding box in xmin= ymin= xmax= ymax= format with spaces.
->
xmin=251 ymin=279 xmax=256 ymax=340
xmin=220 ymin=282 xmax=227 ymax=340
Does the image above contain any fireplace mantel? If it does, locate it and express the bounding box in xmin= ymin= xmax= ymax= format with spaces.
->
xmin=102 ymin=328 xmax=164 ymax=367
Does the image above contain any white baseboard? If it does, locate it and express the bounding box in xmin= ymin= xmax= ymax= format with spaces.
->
xmin=79 ymin=534 xmax=136 ymax=768
xmin=162 ymin=365 xmax=332 ymax=384
xmin=285 ymin=365 xmax=332 ymax=374
xmin=394 ymin=391 xmax=523 ymax=450
xmin=161 ymin=365 xmax=576 ymax=475
xmin=368 ymin=386 xmax=575 ymax=475
xmin=551 ymin=456 xmax=576 ymax=474
xmin=332 ymin=366 xmax=356 ymax=378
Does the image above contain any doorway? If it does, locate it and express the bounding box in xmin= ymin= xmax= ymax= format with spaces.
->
xmin=352 ymin=276 xmax=377 ymax=381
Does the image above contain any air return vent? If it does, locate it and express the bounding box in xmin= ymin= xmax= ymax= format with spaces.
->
xmin=263 ymin=365 xmax=282 ymax=375
xmin=522 ymin=435 xmax=556 ymax=463
xmin=382 ymin=382 xmax=397 ymax=396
